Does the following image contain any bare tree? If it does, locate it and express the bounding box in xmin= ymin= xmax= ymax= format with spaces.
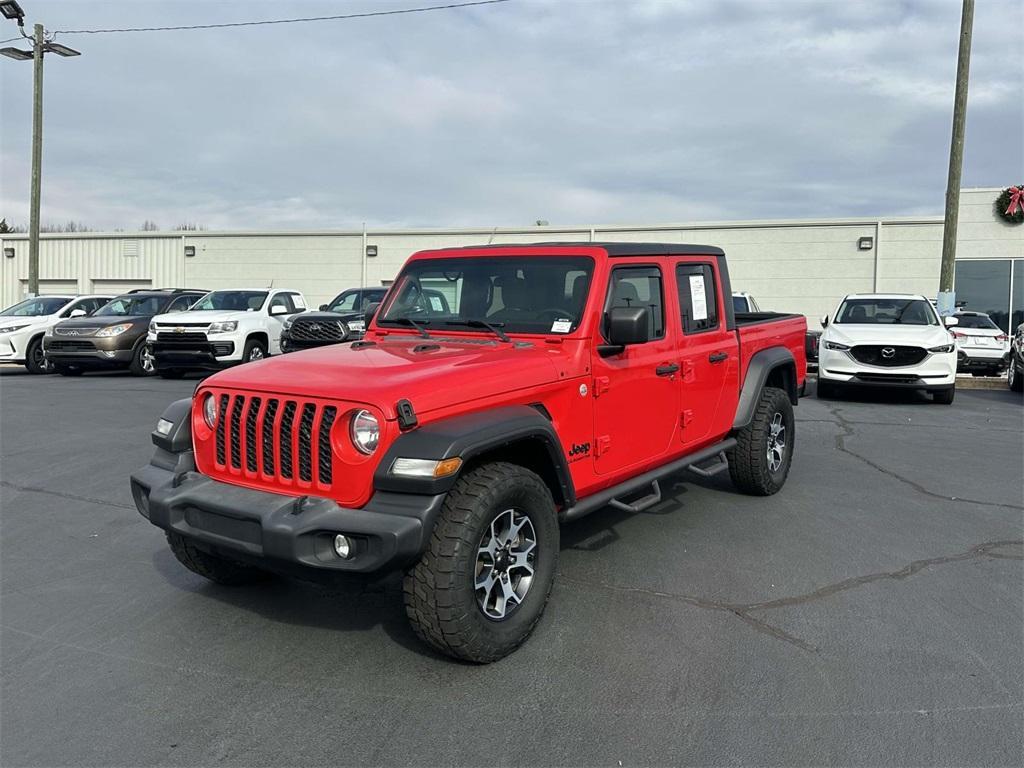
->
xmin=141 ymin=220 xmax=160 ymax=231
xmin=40 ymin=221 xmax=93 ymax=233
xmin=173 ymin=222 xmax=207 ymax=231
xmin=0 ymin=219 xmax=26 ymax=233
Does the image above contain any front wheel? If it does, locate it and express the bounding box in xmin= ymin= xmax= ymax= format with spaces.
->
xmin=25 ymin=337 xmax=50 ymax=374
xmin=242 ymin=338 xmax=267 ymax=363
xmin=166 ymin=532 xmax=266 ymax=585
xmin=728 ymin=386 xmax=795 ymax=496
xmin=403 ymin=462 xmax=559 ymax=663
xmin=1009 ymin=362 xmax=1023 ymax=392
xmin=129 ymin=342 xmax=156 ymax=376
xmin=932 ymin=387 xmax=955 ymax=405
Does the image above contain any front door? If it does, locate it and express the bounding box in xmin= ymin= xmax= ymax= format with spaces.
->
xmin=592 ymin=264 xmax=680 ymax=476
xmin=674 ymin=260 xmax=738 ymax=446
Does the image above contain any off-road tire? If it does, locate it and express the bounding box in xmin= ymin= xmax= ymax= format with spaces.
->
xmin=25 ymin=336 xmax=50 ymax=374
xmin=728 ymin=386 xmax=794 ymax=496
xmin=157 ymin=368 xmax=185 ymax=379
xmin=129 ymin=341 xmax=155 ymax=376
xmin=1009 ymin=363 xmax=1023 ymax=392
xmin=53 ymin=363 xmax=83 ymax=376
xmin=166 ymin=532 xmax=266 ymax=585
xmin=403 ymin=462 xmax=559 ymax=663
xmin=242 ymin=338 xmax=267 ymax=363
xmin=933 ymin=387 xmax=955 ymax=405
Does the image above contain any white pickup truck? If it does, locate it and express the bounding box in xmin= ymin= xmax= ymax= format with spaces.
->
xmin=148 ymin=288 xmax=307 ymax=378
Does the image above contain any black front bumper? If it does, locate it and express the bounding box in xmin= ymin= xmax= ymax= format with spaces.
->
xmin=152 ymin=341 xmax=234 ymax=371
xmin=131 ymin=454 xmax=444 ymax=579
xmin=821 ymin=372 xmax=954 ymax=391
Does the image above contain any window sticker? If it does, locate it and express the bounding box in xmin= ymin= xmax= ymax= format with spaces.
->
xmin=689 ymin=274 xmax=708 ymax=321
xmin=551 ymin=319 xmax=572 ymax=333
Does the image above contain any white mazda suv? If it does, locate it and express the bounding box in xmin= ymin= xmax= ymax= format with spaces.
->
xmin=817 ymin=293 xmax=958 ymax=404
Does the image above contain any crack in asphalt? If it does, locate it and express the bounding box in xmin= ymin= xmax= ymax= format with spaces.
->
xmin=825 ymin=404 xmax=1024 ymax=511
xmin=0 ymin=480 xmax=134 ymax=511
xmin=796 ymin=416 xmax=1021 ymax=434
xmin=562 ymin=540 xmax=1022 ymax=653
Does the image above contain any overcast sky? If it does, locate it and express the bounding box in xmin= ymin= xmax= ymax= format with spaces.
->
xmin=0 ymin=0 xmax=1020 ymax=231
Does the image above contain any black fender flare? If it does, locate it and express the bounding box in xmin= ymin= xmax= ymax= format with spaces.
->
xmin=732 ymin=347 xmax=797 ymax=431
xmin=373 ymin=405 xmax=575 ymax=506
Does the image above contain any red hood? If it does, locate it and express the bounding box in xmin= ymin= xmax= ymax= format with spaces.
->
xmin=203 ymin=336 xmax=567 ymax=420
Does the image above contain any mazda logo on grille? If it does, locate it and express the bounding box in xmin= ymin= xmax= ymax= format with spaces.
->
xmin=881 ymin=347 xmax=896 ymax=358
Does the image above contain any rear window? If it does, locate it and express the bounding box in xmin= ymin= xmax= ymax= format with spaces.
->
xmin=954 ymin=314 xmax=998 ymax=330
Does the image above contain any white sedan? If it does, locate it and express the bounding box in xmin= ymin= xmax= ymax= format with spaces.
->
xmin=0 ymin=294 xmax=113 ymax=374
xmin=817 ymin=293 xmax=958 ymax=404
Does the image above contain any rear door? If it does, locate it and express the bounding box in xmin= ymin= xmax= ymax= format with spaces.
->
xmin=674 ymin=260 xmax=739 ymax=447
xmin=591 ymin=263 xmax=680 ymax=476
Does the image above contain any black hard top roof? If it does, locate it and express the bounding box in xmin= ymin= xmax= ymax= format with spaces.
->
xmin=449 ymin=241 xmax=725 ymax=257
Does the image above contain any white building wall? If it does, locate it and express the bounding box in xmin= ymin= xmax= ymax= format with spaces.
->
xmin=3 ymin=188 xmax=1019 ymax=325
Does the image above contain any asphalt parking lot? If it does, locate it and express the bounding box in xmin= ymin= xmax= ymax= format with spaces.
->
xmin=1 ymin=369 xmax=1021 ymax=767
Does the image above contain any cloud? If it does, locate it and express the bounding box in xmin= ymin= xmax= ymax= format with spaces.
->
xmin=0 ymin=0 xmax=1020 ymax=231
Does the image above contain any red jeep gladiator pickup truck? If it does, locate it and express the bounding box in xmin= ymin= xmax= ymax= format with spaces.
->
xmin=131 ymin=243 xmax=806 ymax=662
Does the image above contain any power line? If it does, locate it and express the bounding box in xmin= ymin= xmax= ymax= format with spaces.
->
xmin=52 ymin=0 xmax=511 ymax=35
xmin=0 ymin=36 xmax=25 ymax=44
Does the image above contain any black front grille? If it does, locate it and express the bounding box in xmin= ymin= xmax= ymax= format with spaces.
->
xmin=288 ymin=319 xmax=346 ymax=342
xmin=54 ymin=327 xmax=99 ymax=336
xmin=211 ymin=342 xmax=234 ymax=356
xmin=157 ymin=332 xmax=208 ymax=344
xmin=854 ymin=372 xmax=920 ymax=384
xmin=850 ymin=345 xmax=927 ymax=367
xmin=46 ymin=340 xmax=96 ymax=351
xmin=213 ymin=393 xmax=338 ymax=489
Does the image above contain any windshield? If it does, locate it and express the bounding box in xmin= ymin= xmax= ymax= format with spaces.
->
xmin=954 ymin=314 xmax=999 ymax=330
xmin=0 ymin=297 xmax=72 ymax=316
xmin=380 ymin=257 xmax=594 ymax=335
xmin=328 ymin=289 xmax=387 ymax=313
xmin=835 ymin=298 xmax=938 ymax=326
xmin=94 ymin=295 xmax=166 ymax=317
xmin=190 ymin=291 xmax=268 ymax=312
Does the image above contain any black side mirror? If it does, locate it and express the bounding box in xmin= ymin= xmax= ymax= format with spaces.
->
xmin=319 ymin=304 xmax=328 ymax=311
xmin=364 ymin=301 xmax=381 ymax=325
xmin=599 ymin=306 xmax=649 ymax=356
xmin=820 ymin=314 xmax=829 ymax=328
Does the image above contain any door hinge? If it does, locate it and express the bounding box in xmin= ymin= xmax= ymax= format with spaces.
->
xmin=593 ymin=376 xmax=610 ymax=398
xmin=680 ymin=409 xmax=694 ymax=431
xmin=681 ymin=360 xmax=696 ymax=383
xmin=596 ymin=435 xmax=611 ymax=457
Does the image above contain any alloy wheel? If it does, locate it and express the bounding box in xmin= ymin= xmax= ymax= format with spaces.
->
xmin=141 ymin=346 xmax=155 ymax=373
xmin=248 ymin=346 xmax=264 ymax=361
xmin=766 ymin=412 xmax=787 ymax=472
xmin=475 ymin=508 xmax=537 ymax=620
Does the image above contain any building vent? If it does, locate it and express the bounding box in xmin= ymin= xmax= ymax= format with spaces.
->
xmin=122 ymin=239 xmax=139 ymax=257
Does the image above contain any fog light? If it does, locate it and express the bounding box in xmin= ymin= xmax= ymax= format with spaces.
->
xmin=333 ymin=534 xmax=352 ymax=559
xmin=102 ymin=350 xmax=118 ymax=358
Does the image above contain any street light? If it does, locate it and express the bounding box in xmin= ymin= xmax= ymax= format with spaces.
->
xmin=0 ymin=13 xmax=81 ymax=296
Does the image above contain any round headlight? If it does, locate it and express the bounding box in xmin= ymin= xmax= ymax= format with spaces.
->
xmin=350 ymin=409 xmax=379 ymax=454
xmin=203 ymin=394 xmax=218 ymax=428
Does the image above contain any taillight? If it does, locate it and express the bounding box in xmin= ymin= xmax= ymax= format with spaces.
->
xmin=996 ymin=334 xmax=1009 ymax=342
xmin=953 ymin=331 xmax=967 ymax=339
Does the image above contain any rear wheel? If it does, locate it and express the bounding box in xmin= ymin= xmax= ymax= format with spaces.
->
xmin=728 ymin=386 xmax=794 ymax=496
xmin=25 ymin=337 xmax=50 ymax=374
xmin=932 ymin=387 xmax=955 ymax=405
xmin=129 ymin=342 xmax=156 ymax=376
xmin=166 ymin=532 xmax=266 ymax=585
xmin=1009 ymin=362 xmax=1023 ymax=392
xmin=403 ymin=462 xmax=558 ymax=663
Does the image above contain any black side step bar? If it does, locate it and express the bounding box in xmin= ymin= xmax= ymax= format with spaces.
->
xmin=608 ymin=480 xmax=662 ymax=513
xmin=561 ymin=438 xmax=736 ymax=522
xmin=687 ymin=451 xmax=729 ymax=478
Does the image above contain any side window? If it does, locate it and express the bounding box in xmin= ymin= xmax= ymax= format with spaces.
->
xmin=167 ymin=295 xmax=193 ymax=312
xmin=676 ymin=263 xmax=720 ymax=334
xmin=269 ymin=293 xmax=297 ymax=314
xmin=605 ymin=266 xmax=665 ymax=341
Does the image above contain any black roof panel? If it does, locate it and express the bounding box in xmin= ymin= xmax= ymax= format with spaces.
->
xmin=447 ymin=241 xmax=724 ymax=257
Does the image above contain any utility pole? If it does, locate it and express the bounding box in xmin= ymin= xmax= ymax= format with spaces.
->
xmin=0 ymin=2 xmax=81 ymax=297
xmin=28 ymin=22 xmax=43 ymax=296
xmin=937 ymin=0 xmax=974 ymax=316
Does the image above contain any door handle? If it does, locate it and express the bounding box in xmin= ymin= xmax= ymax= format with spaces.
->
xmin=709 ymin=352 xmax=728 ymax=363
xmin=656 ymin=363 xmax=680 ymax=377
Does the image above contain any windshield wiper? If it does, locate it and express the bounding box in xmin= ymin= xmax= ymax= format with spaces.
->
xmin=445 ymin=319 xmax=510 ymax=342
xmin=389 ymin=317 xmax=432 ymax=338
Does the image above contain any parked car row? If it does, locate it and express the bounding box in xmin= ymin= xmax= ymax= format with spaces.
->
xmin=0 ymin=286 xmax=390 ymax=377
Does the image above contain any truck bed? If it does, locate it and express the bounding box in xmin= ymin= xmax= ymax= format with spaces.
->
xmin=735 ymin=312 xmax=808 ymax=386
